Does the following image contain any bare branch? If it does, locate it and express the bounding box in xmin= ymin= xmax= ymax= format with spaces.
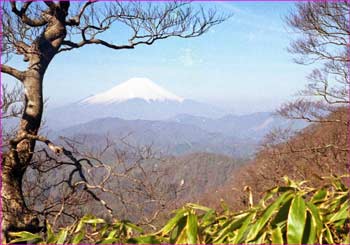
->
xmin=43 ymin=1 xmax=56 ymax=11
xmin=66 ymin=0 xmax=97 ymax=26
xmin=1 ymin=83 xmax=23 ymax=120
xmin=10 ymin=133 xmax=63 ymax=154
xmin=10 ymin=1 xmax=47 ymax=27
xmin=281 ymin=2 xmax=350 ymax=125
xmin=1 ymin=64 xmax=25 ymax=81
xmin=58 ymin=2 xmax=229 ymax=53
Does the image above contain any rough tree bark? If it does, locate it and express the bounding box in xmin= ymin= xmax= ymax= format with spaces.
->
xmin=2 ymin=3 xmax=69 ymax=241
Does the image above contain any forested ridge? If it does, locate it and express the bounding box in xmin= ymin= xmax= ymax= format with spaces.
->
xmin=201 ymin=107 xmax=349 ymax=212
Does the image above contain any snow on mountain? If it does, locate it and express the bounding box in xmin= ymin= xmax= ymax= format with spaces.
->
xmin=81 ymin=77 xmax=184 ymax=105
xmin=46 ymin=78 xmax=227 ymax=130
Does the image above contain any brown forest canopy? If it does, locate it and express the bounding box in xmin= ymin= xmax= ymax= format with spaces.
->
xmin=201 ymin=1 xmax=350 ymax=211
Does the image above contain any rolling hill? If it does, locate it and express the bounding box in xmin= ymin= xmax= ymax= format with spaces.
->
xmin=198 ymin=107 xmax=349 ymax=211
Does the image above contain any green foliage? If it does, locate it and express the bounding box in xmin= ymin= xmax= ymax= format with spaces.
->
xmin=9 ymin=176 xmax=350 ymax=244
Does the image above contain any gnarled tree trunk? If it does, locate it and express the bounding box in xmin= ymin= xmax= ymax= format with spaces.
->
xmin=2 ymin=5 xmax=68 ymax=242
xmin=2 ymin=71 xmax=44 ymax=241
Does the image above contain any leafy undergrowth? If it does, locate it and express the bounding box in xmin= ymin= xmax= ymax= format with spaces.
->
xmin=9 ymin=175 xmax=350 ymax=244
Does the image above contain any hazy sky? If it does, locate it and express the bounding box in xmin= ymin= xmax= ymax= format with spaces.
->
xmin=3 ymin=2 xmax=312 ymax=114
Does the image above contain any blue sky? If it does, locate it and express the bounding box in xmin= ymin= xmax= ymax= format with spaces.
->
xmin=3 ymin=2 xmax=311 ymax=114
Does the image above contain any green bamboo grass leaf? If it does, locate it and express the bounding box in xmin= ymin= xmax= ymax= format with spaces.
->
xmin=324 ymin=225 xmax=334 ymax=244
xmin=232 ymin=213 xmax=254 ymax=244
xmin=330 ymin=177 xmax=347 ymax=191
xmin=323 ymin=197 xmax=342 ymax=214
xmin=127 ymin=236 xmax=161 ymax=244
xmin=260 ymin=186 xmax=279 ymax=206
xmin=327 ymin=201 xmax=349 ymax=223
xmin=213 ymin=212 xmax=251 ymax=243
xmin=56 ymin=229 xmax=68 ymax=244
xmin=8 ymin=231 xmax=42 ymax=244
xmin=159 ymin=209 xmax=187 ymax=235
xmin=311 ymin=188 xmax=327 ymax=204
xmin=46 ymin=222 xmax=56 ymax=244
xmin=201 ymin=209 xmax=216 ymax=226
xmin=247 ymin=191 xmax=293 ymax=242
xmin=271 ymin=226 xmax=283 ymax=244
xmin=212 ymin=217 xmax=236 ymax=238
xmin=258 ymin=186 xmax=295 ymax=209
xmin=83 ymin=218 xmax=106 ymax=224
xmin=123 ymin=220 xmax=144 ymax=233
xmin=306 ymin=202 xmax=322 ymax=234
xmin=71 ymin=231 xmax=85 ymax=244
xmin=75 ymin=219 xmax=85 ymax=233
xmin=283 ymin=176 xmax=299 ymax=188
xmin=253 ymin=231 xmax=267 ymax=244
xmin=343 ymin=233 xmax=350 ymax=244
xmin=186 ymin=203 xmax=213 ymax=212
xmin=302 ymin=211 xmax=316 ymax=244
xmin=287 ymin=195 xmax=307 ymax=244
xmin=98 ymin=224 xmax=110 ymax=238
xmin=271 ymin=198 xmax=293 ymax=227
xmin=105 ymin=229 xmax=118 ymax=240
xmin=186 ymin=212 xmax=198 ymax=244
xmin=75 ymin=215 xmax=101 ymax=232
xmin=99 ymin=238 xmax=119 ymax=244
xmin=259 ymin=186 xmax=293 ymax=206
xmin=6 ymin=176 xmax=346 ymax=245
xmin=175 ymin=225 xmax=189 ymax=244
xmin=220 ymin=199 xmax=230 ymax=213
xmin=170 ymin=216 xmax=187 ymax=244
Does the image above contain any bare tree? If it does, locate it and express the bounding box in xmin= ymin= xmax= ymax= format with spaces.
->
xmin=269 ymin=2 xmax=350 ymax=183
xmin=1 ymin=84 xmax=23 ymax=120
xmin=1 ymin=84 xmax=24 ymax=146
xmin=22 ymin=136 xmax=183 ymax=233
xmin=0 ymin=1 xmax=227 ymax=241
xmin=220 ymin=1 xmax=350 ymax=214
xmin=278 ymin=1 xmax=349 ymax=123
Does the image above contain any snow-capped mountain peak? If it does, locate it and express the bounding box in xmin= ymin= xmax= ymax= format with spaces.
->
xmin=81 ymin=77 xmax=184 ymax=105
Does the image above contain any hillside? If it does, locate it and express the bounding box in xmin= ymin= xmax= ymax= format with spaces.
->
xmin=146 ymin=152 xmax=245 ymax=203
xmin=200 ymin=107 xmax=349 ymax=210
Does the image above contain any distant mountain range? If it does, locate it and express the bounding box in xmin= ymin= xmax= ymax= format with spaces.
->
xmin=167 ymin=112 xmax=305 ymax=140
xmin=52 ymin=113 xmax=305 ymax=158
xmin=46 ymin=78 xmax=226 ymax=130
xmin=53 ymin=116 xmax=257 ymax=158
xmin=46 ymin=77 xmax=307 ymax=158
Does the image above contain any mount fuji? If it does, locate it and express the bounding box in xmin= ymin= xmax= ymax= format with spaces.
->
xmin=80 ymin=77 xmax=184 ymax=104
xmin=46 ymin=77 xmax=226 ymax=129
